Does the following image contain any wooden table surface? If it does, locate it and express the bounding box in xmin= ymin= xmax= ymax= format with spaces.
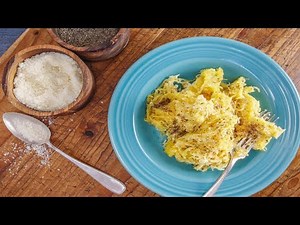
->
xmin=0 ymin=28 xmax=299 ymax=197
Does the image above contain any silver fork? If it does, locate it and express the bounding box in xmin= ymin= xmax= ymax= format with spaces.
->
xmin=203 ymin=110 xmax=277 ymax=197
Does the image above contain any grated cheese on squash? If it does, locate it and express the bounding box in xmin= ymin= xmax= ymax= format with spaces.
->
xmin=145 ymin=68 xmax=284 ymax=171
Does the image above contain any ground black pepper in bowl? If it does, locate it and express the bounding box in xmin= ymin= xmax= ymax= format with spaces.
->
xmin=48 ymin=28 xmax=130 ymax=61
xmin=54 ymin=28 xmax=120 ymax=49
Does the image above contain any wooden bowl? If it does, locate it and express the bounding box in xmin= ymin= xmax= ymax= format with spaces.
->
xmin=2 ymin=44 xmax=95 ymax=117
xmin=47 ymin=28 xmax=130 ymax=61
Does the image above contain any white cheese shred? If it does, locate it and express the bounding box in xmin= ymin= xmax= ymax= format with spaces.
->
xmin=13 ymin=52 xmax=83 ymax=111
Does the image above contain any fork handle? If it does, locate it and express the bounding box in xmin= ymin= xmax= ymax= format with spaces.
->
xmin=203 ymin=157 xmax=236 ymax=197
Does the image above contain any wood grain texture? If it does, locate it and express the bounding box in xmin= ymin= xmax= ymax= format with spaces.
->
xmin=0 ymin=28 xmax=299 ymax=197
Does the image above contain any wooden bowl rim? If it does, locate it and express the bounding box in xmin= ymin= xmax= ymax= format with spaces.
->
xmin=5 ymin=44 xmax=95 ymax=117
xmin=47 ymin=28 xmax=128 ymax=52
xmin=74 ymin=29 xmax=130 ymax=61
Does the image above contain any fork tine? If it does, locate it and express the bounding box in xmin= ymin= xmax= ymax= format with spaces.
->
xmin=236 ymin=137 xmax=253 ymax=150
xmin=244 ymin=138 xmax=253 ymax=146
xmin=260 ymin=110 xmax=278 ymax=122
xmin=260 ymin=109 xmax=268 ymax=117
xmin=245 ymin=143 xmax=253 ymax=151
xmin=268 ymin=114 xmax=276 ymax=122
xmin=260 ymin=109 xmax=267 ymax=114
xmin=261 ymin=111 xmax=270 ymax=119
xmin=237 ymin=137 xmax=247 ymax=147
xmin=236 ymin=110 xmax=277 ymax=154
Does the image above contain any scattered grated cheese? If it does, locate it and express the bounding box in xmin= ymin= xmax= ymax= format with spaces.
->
xmin=41 ymin=116 xmax=55 ymax=126
xmin=2 ymin=142 xmax=51 ymax=176
xmin=9 ymin=116 xmax=49 ymax=144
xmin=25 ymin=144 xmax=50 ymax=165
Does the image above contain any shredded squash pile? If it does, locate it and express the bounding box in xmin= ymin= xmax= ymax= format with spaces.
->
xmin=145 ymin=68 xmax=284 ymax=171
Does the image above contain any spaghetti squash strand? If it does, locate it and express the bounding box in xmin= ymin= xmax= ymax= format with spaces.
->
xmin=145 ymin=68 xmax=284 ymax=171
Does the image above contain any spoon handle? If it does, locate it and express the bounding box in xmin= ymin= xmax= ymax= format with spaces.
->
xmin=47 ymin=142 xmax=126 ymax=195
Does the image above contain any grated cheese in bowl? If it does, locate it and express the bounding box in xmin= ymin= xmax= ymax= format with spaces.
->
xmin=13 ymin=52 xmax=83 ymax=111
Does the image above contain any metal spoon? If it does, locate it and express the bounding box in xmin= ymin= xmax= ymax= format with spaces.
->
xmin=3 ymin=112 xmax=126 ymax=195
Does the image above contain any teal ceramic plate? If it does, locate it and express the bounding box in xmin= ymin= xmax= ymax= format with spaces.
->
xmin=108 ymin=37 xmax=300 ymax=196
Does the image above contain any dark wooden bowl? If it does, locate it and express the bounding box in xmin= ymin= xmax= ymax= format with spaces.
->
xmin=2 ymin=44 xmax=95 ymax=117
xmin=47 ymin=28 xmax=130 ymax=61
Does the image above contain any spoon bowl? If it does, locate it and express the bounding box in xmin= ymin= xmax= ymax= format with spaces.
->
xmin=3 ymin=112 xmax=51 ymax=145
